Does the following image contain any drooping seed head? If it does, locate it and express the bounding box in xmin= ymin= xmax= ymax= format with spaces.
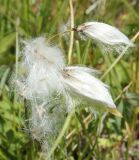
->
xmin=76 ymin=22 xmax=134 ymax=53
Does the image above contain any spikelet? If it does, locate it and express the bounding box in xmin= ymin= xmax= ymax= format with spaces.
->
xmin=75 ymin=22 xmax=134 ymax=53
xmin=62 ymin=66 xmax=116 ymax=111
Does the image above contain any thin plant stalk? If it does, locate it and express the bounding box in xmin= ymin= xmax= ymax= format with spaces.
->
xmin=68 ymin=0 xmax=74 ymax=64
xmin=49 ymin=2 xmax=75 ymax=155
xmin=50 ymin=0 xmax=76 ymax=153
xmin=101 ymin=31 xmax=139 ymax=80
xmin=49 ymin=109 xmax=75 ymax=157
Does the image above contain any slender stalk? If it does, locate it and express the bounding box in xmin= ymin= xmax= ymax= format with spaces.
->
xmin=114 ymin=81 xmax=133 ymax=102
xmin=46 ymin=2 xmax=75 ymax=154
xmin=101 ymin=31 xmax=139 ymax=80
xmin=49 ymin=109 xmax=74 ymax=158
xmin=68 ymin=0 xmax=74 ymax=64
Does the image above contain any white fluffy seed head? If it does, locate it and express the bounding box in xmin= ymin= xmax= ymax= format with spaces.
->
xmin=76 ymin=22 xmax=134 ymax=53
xmin=16 ymin=37 xmax=66 ymax=100
xmin=22 ymin=37 xmax=65 ymax=70
xmin=15 ymin=37 xmax=75 ymax=153
xmin=62 ymin=66 xmax=116 ymax=111
xmin=15 ymin=35 xmax=123 ymax=154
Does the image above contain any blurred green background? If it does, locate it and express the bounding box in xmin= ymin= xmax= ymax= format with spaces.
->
xmin=0 ymin=0 xmax=139 ymax=159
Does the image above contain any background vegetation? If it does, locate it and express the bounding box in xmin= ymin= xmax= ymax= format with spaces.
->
xmin=0 ymin=0 xmax=139 ymax=159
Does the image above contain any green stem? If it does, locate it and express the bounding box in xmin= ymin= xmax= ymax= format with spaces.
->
xmin=68 ymin=0 xmax=74 ymax=64
xmin=49 ymin=109 xmax=75 ymax=158
xmin=101 ymin=45 xmax=130 ymax=80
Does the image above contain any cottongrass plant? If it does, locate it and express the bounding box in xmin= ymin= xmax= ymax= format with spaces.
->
xmin=15 ymin=21 xmax=133 ymax=156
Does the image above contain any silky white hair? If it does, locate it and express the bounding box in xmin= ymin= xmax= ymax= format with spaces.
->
xmin=76 ymin=22 xmax=134 ymax=53
xmin=15 ymin=36 xmax=122 ymax=154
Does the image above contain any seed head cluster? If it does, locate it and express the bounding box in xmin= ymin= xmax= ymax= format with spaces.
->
xmin=15 ymin=21 xmax=133 ymax=153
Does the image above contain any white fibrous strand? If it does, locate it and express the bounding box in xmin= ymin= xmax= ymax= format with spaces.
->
xmin=75 ymin=22 xmax=134 ymax=53
xmin=15 ymin=36 xmax=121 ymax=153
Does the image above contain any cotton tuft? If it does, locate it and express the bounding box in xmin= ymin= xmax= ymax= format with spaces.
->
xmin=75 ymin=22 xmax=134 ymax=53
xmin=15 ymin=36 xmax=122 ymax=154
